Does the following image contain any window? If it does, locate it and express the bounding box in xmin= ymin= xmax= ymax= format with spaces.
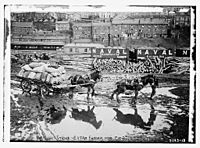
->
xmin=70 ymin=48 xmax=73 ymax=52
xmin=84 ymin=48 xmax=88 ymax=52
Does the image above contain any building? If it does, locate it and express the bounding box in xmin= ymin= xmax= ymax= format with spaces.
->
xmin=173 ymin=12 xmax=190 ymax=27
xmin=11 ymin=22 xmax=33 ymax=35
xmin=72 ymin=22 xmax=93 ymax=42
xmin=111 ymin=17 xmax=168 ymax=38
xmin=92 ymin=22 xmax=111 ymax=43
xmin=11 ymin=31 xmax=70 ymax=50
xmin=72 ymin=16 xmax=168 ymax=47
xmin=55 ymin=21 xmax=70 ymax=31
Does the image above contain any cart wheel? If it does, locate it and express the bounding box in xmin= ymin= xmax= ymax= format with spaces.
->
xmin=21 ymin=80 xmax=32 ymax=93
xmin=40 ymin=84 xmax=50 ymax=97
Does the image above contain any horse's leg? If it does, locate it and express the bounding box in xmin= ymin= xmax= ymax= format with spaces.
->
xmin=150 ymin=84 xmax=156 ymax=99
xmin=87 ymin=86 xmax=91 ymax=102
xmin=91 ymin=85 xmax=95 ymax=97
xmin=110 ymin=89 xmax=118 ymax=100
xmin=131 ymin=87 xmax=138 ymax=105
xmin=116 ymin=91 xmax=121 ymax=103
xmin=91 ymin=106 xmax=95 ymax=111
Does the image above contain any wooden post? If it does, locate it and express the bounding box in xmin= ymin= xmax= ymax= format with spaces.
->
xmin=163 ymin=57 xmax=166 ymax=68
xmin=91 ymin=47 xmax=93 ymax=58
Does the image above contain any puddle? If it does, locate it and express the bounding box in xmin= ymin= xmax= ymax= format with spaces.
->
xmin=40 ymin=103 xmax=178 ymax=142
xmin=10 ymin=85 xmax=190 ymax=142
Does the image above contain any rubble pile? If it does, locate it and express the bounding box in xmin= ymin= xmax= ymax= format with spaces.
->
xmin=17 ymin=62 xmax=67 ymax=85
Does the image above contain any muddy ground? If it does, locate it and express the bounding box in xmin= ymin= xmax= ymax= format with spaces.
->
xmin=10 ymin=67 xmax=190 ymax=143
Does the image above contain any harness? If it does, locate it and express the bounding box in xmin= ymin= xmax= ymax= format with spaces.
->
xmin=83 ymin=73 xmax=91 ymax=80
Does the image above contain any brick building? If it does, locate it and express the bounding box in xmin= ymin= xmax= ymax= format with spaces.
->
xmin=11 ymin=31 xmax=70 ymax=50
xmin=11 ymin=22 xmax=33 ymax=35
xmin=55 ymin=21 xmax=70 ymax=31
xmin=72 ymin=16 xmax=168 ymax=46
xmin=111 ymin=17 xmax=168 ymax=38
xmin=173 ymin=12 xmax=190 ymax=27
xmin=72 ymin=22 xmax=93 ymax=42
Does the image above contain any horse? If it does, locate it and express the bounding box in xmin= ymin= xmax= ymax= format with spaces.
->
xmin=70 ymin=106 xmax=102 ymax=129
xmin=68 ymin=70 xmax=101 ymax=101
xmin=113 ymin=104 xmax=156 ymax=130
xmin=110 ymin=74 xmax=158 ymax=104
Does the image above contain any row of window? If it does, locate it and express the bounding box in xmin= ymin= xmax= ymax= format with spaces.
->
xmin=175 ymin=17 xmax=190 ymax=21
xmin=68 ymin=48 xmax=90 ymax=53
xmin=12 ymin=45 xmax=61 ymax=50
xmin=12 ymin=39 xmax=66 ymax=42
xmin=56 ymin=27 xmax=70 ymax=30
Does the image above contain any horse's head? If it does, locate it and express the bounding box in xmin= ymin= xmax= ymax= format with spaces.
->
xmin=140 ymin=74 xmax=158 ymax=86
xmin=90 ymin=119 xmax=103 ymax=129
xmin=140 ymin=75 xmax=148 ymax=86
xmin=90 ymin=69 xmax=102 ymax=82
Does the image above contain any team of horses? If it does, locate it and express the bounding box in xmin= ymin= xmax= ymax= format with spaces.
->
xmin=68 ymin=69 xmax=158 ymax=104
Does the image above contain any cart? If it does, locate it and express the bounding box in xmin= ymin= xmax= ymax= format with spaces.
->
xmin=16 ymin=75 xmax=93 ymax=99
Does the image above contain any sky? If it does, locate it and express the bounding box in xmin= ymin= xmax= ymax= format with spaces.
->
xmin=9 ymin=5 xmax=189 ymax=13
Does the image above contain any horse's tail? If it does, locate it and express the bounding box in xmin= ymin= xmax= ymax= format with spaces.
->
xmin=113 ymin=108 xmax=123 ymax=117
xmin=68 ymin=76 xmax=75 ymax=85
xmin=116 ymin=81 xmax=120 ymax=85
xmin=68 ymin=76 xmax=73 ymax=80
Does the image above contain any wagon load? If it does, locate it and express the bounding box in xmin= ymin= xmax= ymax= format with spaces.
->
xmin=17 ymin=62 xmax=67 ymax=85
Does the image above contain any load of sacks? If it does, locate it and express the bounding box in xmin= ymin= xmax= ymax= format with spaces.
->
xmin=17 ymin=62 xmax=67 ymax=85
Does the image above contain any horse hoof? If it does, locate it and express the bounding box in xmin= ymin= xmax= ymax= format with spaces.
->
xmin=130 ymin=100 xmax=136 ymax=105
xmin=117 ymin=100 xmax=121 ymax=104
xmin=69 ymin=94 xmax=73 ymax=99
xmin=149 ymin=97 xmax=153 ymax=100
xmin=131 ymin=103 xmax=136 ymax=108
xmin=91 ymin=96 xmax=95 ymax=100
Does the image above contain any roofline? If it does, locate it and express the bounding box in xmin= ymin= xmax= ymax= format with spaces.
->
xmin=112 ymin=23 xmax=168 ymax=25
xmin=11 ymin=41 xmax=64 ymax=46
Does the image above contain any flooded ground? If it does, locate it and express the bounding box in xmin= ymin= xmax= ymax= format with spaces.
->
xmin=10 ymin=78 xmax=190 ymax=143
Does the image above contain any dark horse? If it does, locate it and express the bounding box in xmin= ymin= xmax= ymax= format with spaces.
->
xmin=113 ymin=104 xmax=157 ymax=130
xmin=70 ymin=106 xmax=102 ymax=129
xmin=68 ymin=70 xmax=101 ymax=101
xmin=110 ymin=74 xmax=158 ymax=104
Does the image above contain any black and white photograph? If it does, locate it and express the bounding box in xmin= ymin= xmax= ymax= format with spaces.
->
xmin=1 ymin=1 xmax=198 ymax=144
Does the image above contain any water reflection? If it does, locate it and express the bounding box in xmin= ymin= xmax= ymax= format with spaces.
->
xmin=45 ymin=105 xmax=67 ymax=124
xmin=113 ymin=105 xmax=157 ymax=130
xmin=70 ymin=106 xmax=102 ymax=129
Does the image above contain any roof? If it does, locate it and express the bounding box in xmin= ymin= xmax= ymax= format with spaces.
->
xmin=11 ymin=41 xmax=64 ymax=46
xmin=73 ymin=22 xmax=92 ymax=27
xmin=131 ymin=45 xmax=167 ymax=50
xmin=112 ymin=18 xmax=168 ymax=25
xmin=12 ymin=35 xmax=67 ymax=40
xmin=92 ymin=22 xmax=111 ymax=26
xmin=97 ymin=46 xmax=125 ymax=49
xmin=56 ymin=21 xmax=70 ymax=24
xmin=64 ymin=43 xmax=105 ymax=48
xmin=12 ymin=22 xmax=33 ymax=27
xmin=33 ymin=36 xmax=67 ymax=40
